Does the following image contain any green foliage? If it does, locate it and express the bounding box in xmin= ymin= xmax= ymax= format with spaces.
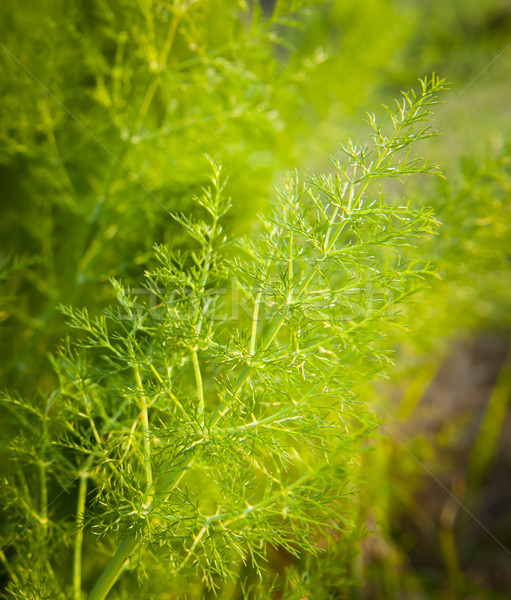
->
xmin=0 ymin=0 xmax=335 ymax=393
xmin=0 ymin=0 xmax=441 ymax=398
xmin=0 ymin=77 xmax=446 ymax=598
xmin=428 ymin=145 xmax=511 ymax=329
xmin=353 ymin=138 xmax=511 ymax=599
xmin=3 ymin=0 xmax=510 ymax=598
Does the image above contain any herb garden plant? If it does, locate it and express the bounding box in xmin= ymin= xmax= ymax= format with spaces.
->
xmin=0 ymin=76 xmax=446 ymax=599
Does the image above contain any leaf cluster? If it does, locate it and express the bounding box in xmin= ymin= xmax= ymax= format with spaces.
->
xmin=0 ymin=76 xmax=446 ymax=599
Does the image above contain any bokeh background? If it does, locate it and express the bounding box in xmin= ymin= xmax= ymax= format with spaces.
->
xmin=1 ymin=0 xmax=511 ymax=597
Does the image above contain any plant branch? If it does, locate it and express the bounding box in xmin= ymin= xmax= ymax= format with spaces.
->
xmin=86 ymin=534 xmax=139 ymax=600
xmin=133 ymin=362 xmax=153 ymax=499
xmin=73 ymin=473 xmax=88 ymax=600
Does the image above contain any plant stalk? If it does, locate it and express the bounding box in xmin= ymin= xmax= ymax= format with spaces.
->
xmin=192 ymin=349 xmax=205 ymax=420
xmin=86 ymin=533 xmax=138 ymax=600
xmin=86 ymin=463 xmax=186 ymax=599
xmin=74 ymin=474 xmax=88 ymax=600
xmin=133 ymin=363 xmax=153 ymax=495
xmin=249 ymin=292 xmax=262 ymax=356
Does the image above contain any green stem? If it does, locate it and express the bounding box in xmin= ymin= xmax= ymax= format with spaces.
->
xmin=323 ymin=205 xmax=339 ymax=250
xmin=192 ymin=349 xmax=205 ymax=421
xmin=0 ymin=548 xmax=17 ymax=586
xmin=288 ymin=229 xmax=294 ymax=303
xmin=87 ymin=463 xmax=187 ymax=600
xmin=86 ymin=533 xmax=138 ymax=600
xmin=134 ymin=11 xmax=181 ymax=131
xmin=249 ymin=292 xmax=262 ymax=356
xmin=74 ymin=474 xmax=88 ymax=600
xmin=39 ymin=462 xmax=48 ymax=536
xmin=190 ymin=214 xmax=218 ymax=422
xmin=133 ymin=364 xmax=153 ymax=496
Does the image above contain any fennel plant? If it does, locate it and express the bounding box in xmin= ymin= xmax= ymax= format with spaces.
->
xmin=0 ymin=76 xmax=445 ymax=599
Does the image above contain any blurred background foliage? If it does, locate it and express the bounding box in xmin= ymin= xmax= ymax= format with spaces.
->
xmin=1 ymin=0 xmax=511 ymax=597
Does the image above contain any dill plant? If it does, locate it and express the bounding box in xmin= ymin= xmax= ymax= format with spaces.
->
xmin=0 ymin=76 xmax=445 ymax=599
